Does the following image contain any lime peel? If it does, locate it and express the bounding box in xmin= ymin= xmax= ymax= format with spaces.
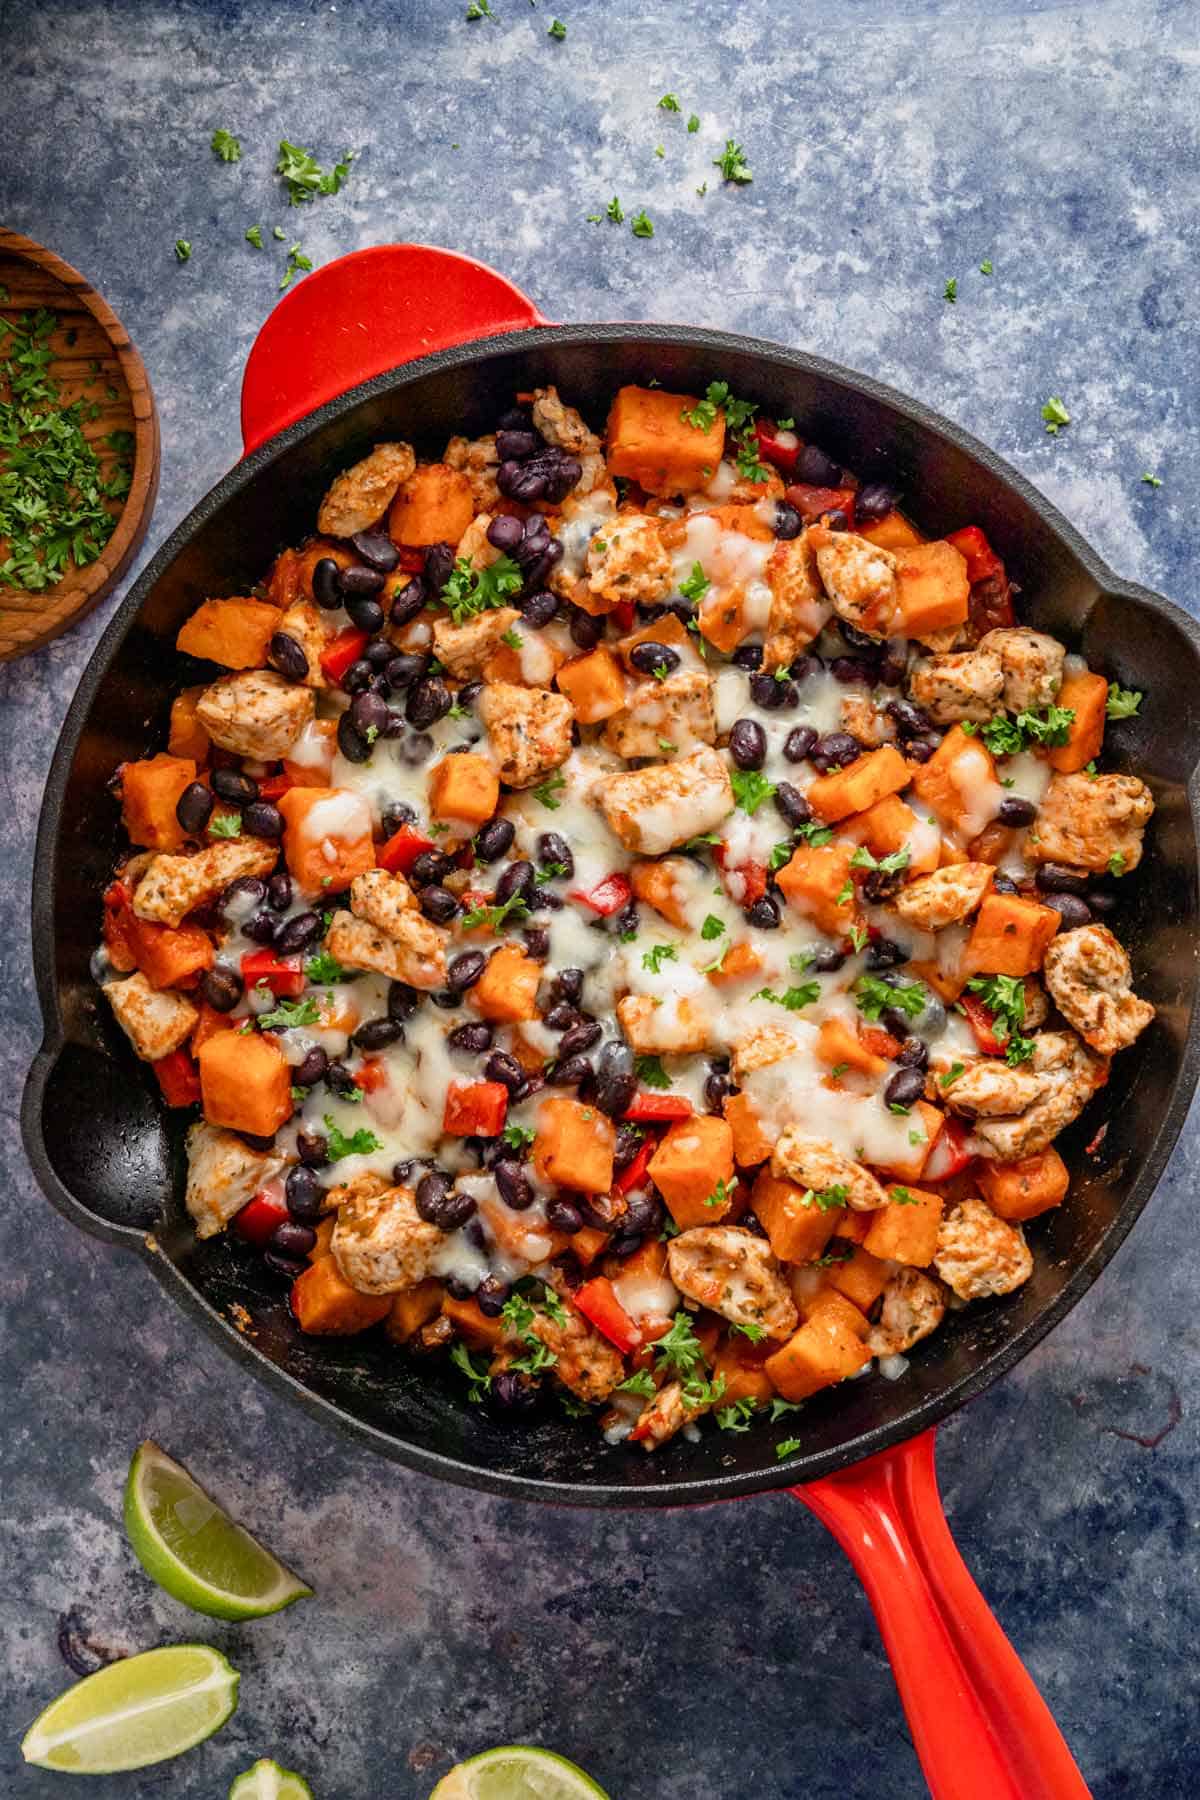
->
xmin=430 ymin=1745 xmax=610 ymax=1799
xmin=230 ymin=1755 xmax=315 ymax=1798
xmin=21 ymin=1644 xmax=238 ymax=1773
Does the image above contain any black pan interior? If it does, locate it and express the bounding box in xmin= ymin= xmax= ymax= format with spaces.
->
xmin=23 ymin=325 xmax=1200 ymax=1504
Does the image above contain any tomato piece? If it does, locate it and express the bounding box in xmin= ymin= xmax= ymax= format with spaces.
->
xmin=922 ymin=1115 xmax=974 ymax=1181
xmin=960 ymin=993 xmax=1006 ymax=1057
xmin=234 ymin=1185 xmax=290 ymax=1248
xmin=442 ymin=1079 xmax=510 ymax=1137
xmin=624 ymin=1092 xmax=693 ymax=1123
xmin=257 ymin=771 xmax=295 ymax=802
xmin=785 ymin=483 xmax=857 ymax=527
xmin=377 ymin=824 xmax=439 ymax=875
xmin=574 ymin=1276 xmax=643 ymax=1354
xmin=611 ymin=600 xmax=636 ymax=632
xmin=753 ymin=419 xmax=800 ymax=473
xmin=945 ymin=525 xmax=1003 ymax=585
xmin=570 ymin=872 xmax=632 ymax=916
xmin=152 ymin=1048 xmax=201 ymax=1108
xmin=353 ymin=1059 xmax=388 ymax=1094
xmin=241 ymin=948 xmax=306 ymax=997
xmin=614 ymin=1134 xmax=656 ymax=1194
xmin=319 ymin=625 xmax=371 ymax=683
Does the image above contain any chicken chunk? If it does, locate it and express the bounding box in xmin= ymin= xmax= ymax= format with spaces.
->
xmin=938 ymin=1057 xmax=1047 ymax=1119
xmin=1042 ymin=924 xmax=1154 ymax=1056
xmin=103 ymin=971 xmax=198 ymax=1062
xmin=763 ymin=532 xmax=832 ymax=669
xmin=617 ymin=994 xmax=714 ymax=1055
xmin=891 ymin=863 xmax=993 ymax=932
xmin=331 ymin=1183 xmax=445 ymax=1295
xmin=907 ymin=649 xmax=1004 ymax=725
xmin=597 ymin=744 xmax=734 ymax=855
xmin=601 ymin=670 xmax=717 ymax=758
xmin=274 ymin=600 xmax=333 ymax=689
xmin=349 ymin=868 xmax=417 ymax=938
xmin=184 ymin=1122 xmax=285 ymax=1240
xmin=977 ymin=628 xmax=1065 ymax=714
xmin=840 ymin=693 xmax=896 ymax=747
xmin=866 ymin=1267 xmax=947 ymax=1358
xmin=933 ymin=1197 xmax=1033 ymax=1301
xmin=528 ymin=1302 xmax=624 ymax=1403
xmin=131 ymin=838 xmax=279 ymax=927
xmin=531 ymin=385 xmax=602 ymax=457
xmin=972 ymin=1030 xmax=1108 ymax=1160
xmin=323 ymin=1169 xmax=391 ymax=1216
xmin=196 ymin=670 xmax=315 ymax=760
xmin=810 ymin=527 xmax=899 ymax=639
xmin=1030 ymin=773 xmax=1154 ymax=874
xmin=326 ymin=909 xmax=447 ymax=990
xmin=584 ymin=513 xmax=674 ymax=608
xmin=444 ymin=433 xmax=502 ymax=510
xmin=432 ymin=607 xmax=522 ymax=679
xmin=316 ymin=441 xmax=416 ymax=538
xmin=477 ymin=681 xmax=574 ymax=789
xmin=731 ymin=1024 xmax=806 ymax=1079
xmin=771 ymin=1129 xmax=889 ymax=1211
xmin=632 ymin=1378 xmax=709 ymax=1451
xmin=666 ymin=1227 xmax=798 ymax=1338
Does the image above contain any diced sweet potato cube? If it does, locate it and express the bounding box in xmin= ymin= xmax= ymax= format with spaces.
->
xmin=765 ymin=1310 xmax=869 ymax=1402
xmin=832 ymin=1210 xmax=871 ymax=1246
xmin=384 ymin=1279 xmax=444 ymax=1344
xmin=775 ymin=840 xmax=860 ymax=937
xmin=121 ymin=754 xmax=198 ymax=852
xmin=278 ymin=786 xmax=376 ymax=896
xmin=713 ymin=1340 xmax=777 ymax=1406
xmin=869 ymin=1101 xmax=945 ymax=1182
xmin=848 ymin=793 xmax=941 ymax=875
xmin=857 ymin=511 xmax=924 ymax=551
xmin=825 ymin=1244 xmax=891 ymax=1311
xmin=707 ymin=941 xmax=763 ymax=986
xmin=190 ymin=1001 xmax=236 ymax=1054
xmin=616 ymin=613 xmax=693 ymax=670
xmin=197 ymin=1030 xmax=292 ymax=1138
xmin=725 ymin=1092 xmax=774 ymax=1168
xmin=387 ymin=463 xmax=475 ymax=547
xmin=282 ymin=717 xmax=338 ymax=786
xmin=977 ymin=1148 xmax=1069 ymax=1221
xmin=470 ymin=944 xmax=541 ymax=1023
xmin=807 ymin=746 xmax=911 ymax=824
xmin=909 ymin=725 xmax=999 ymax=836
xmin=964 ymin=891 xmax=1060 ymax=977
xmin=894 ymin=541 xmax=970 ymax=638
xmin=606 ymin=385 xmax=726 ymax=496
xmin=441 ymin=1291 xmax=507 ymax=1350
xmin=176 ymin=598 xmax=280 ymax=668
xmin=863 ymin=1184 xmax=944 ymax=1266
xmin=291 ymin=1256 xmax=391 ymax=1335
xmin=557 ymin=647 xmax=629 ymax=723
xmin=532 ymin=1096 xmax=616 ymax=1195
xmin=428 ymin=752 xmax=500 ymax=827
xmin=800 ymin=1287 xmax=873 ymax=1337
xmin=648 ymin=1115 xmax=735 ymax=1228
xmin=630 ymin=857 xmax=692 ymax=927
xmin=168 ymin=688 xmax=210 ymax=763
xmin=751 ymin=1169 xmax=844 ymax=1262
xmin=698 ymin=586 xmax=755 ymax=653
xmin=816 ymin=1016 xmax=889 ymax=1078
xmin=573 ymin=1225 xmax=612 ymax=1266
xmin=1046 ymin=669 xmax=1109 ymax=774
xmin=128 ymin=916 xmax=214 ymax=990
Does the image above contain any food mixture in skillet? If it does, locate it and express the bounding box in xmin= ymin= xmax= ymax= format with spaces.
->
xmin=96 ymin=382 xmax=1156 ymax=1451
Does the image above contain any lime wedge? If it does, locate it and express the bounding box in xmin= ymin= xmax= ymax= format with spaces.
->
xmin=230 ymin=1755 xmax=315 ymax=1798
xmin=430 ymin=1747 xmax=609 ymax=1799
xmin=21 ymin=1644 xmax=238 ymax=1773
xmin=124 ymin=1440 xmax=312 ymax=1620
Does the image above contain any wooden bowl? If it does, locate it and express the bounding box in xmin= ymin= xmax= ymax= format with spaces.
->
xmin=0 ymin=229 xmax=160 ymax=660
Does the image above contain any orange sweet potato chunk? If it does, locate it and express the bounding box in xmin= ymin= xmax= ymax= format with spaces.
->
xmin=176 ymin=598 xmax=280 ymax=668
xmin=807 ymin=746 xmax=910 ymax=824
xmin=863 ymin=1184 xmax=944 ymax=1266
xmin=648 ymin=1116 xmax=735 ymax=1228
xmin=606 ymin=385 xmax=726 ymax=496
xmin=857 ymin=510 xmax=924 ymax=551
xmin=751 ymin=1169 xmax=844 ymax=1262
xmin=894 ymin=541 xmax=970 ymax=638
xmin=977 ymin=1148 xmax=1070 ymax=1221
xmin=168 ymin=689 xmax=211 ymax=763
xmin=557 ymin=647 xmax=629 ymax=722
xmin=848 ymin=794 xmax=940 ymax=874
xmin=278 ymin=786 xmax=376 ymax=896
xmin=964 ymin=891 xmax=1060 ymax=977
xmin=428 ymin=753 xmax=500 ymax=827
xmin=533 ymin=1096 xmax=616 ymax=1195
xmin=775 ymin=840 xmax=860 ymax=937
xmin=198 ymin=1031 xmax=292 ymax=1137
xmin=817 ymin=1016 xmax=889 ymax=1078
xmin=825 ymin=1244 xmax=891 ymax=1311
xmin=387 ymin=463 xmax=475 ymax=547
xmin=764 ymin=1310 xmax=869 ymax=1402
xmin=291 ymin=1257 xmax=391 ymax=1335
xmin=470 ymin=944 xmax=541 ymax=1023
xmin=1046 ymin=669 xmax=1109 ymax=774
xmin=121 ymin=754 xmax=197 ymax=852
xmin=909 ymin=725 xmax=998 ymax=835
xmin=128 ymin=916 xmax=214 ymax=990
xmin=725 ymin=1092 xmax=774 ymax=1168
xmin=384 ymin=1279 xmax=444 ymax=1344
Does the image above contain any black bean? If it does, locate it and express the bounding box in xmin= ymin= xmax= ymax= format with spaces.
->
xmin=748 ymin=892 xmax=782 ymax=929
xmin=473 ymin=1274 xmax=511 ymax=1319
xmin=729 ymin=718 xmax=767 ymax=770
xmin=523 ymin=926 xmax=550 ymax=960
xmin=406 ymin=851 xmax=450 ymax=889
xmin=810 ymin=944 xmax=846 ymax=973
xmin=406 ymin=677 xmax=452 ymax=729
xmin=560 ymin=1019 xmax=602 ymax=1058
xmin=498 ymin=405 xmax=534 ymax=432
xmin=448 ymin=1022 xmax=494 ymax=1058
xmin=262 ymin=871 xmax=291 ymax=914
xmin=353 ymin=1016 xmax=405 ymax=1052
xmin=276 ymin=910 xmax=323 ymax=953
xmin=268 ymin=631 xmax=309 ymax=681
xmin=569 ymin=606 xmax=603 ymax=650
xmin=877 ymin=648 xmax=907 ymax=688
xmin=775 ymin=782 xmax=812 ymax=828
xmin=773 ymin=500 xmax=803 ymax=539
xmin=549 ymin=1054 xmax=592 ymax=1087
xmin=830 ymin=656 xmax=873 ymax=686
xmin=388 ymin=980 xmax=421 ymax=1022
xmin=856 ymin=482 xmax=898 ymax=524
xmin=495 ymin=860 xmax=536 ymax=905
xmin=490 ymin=1371 xmax=539 ymax=1414
xmin=813 ymin=731 xmax=861 ymax=771
xmin=239 ymin=1131 xmax=278 ymax=1154
xmin=389 ymin=577 xmax=430 ymax=628
xmin=470 ymin=817 xmax=512 ymax=864
xmin=511 ymin=587 xmax=556 ymax=630
xmin=795 ymin=443 xmax=842 ymax=486
xmin=592 ymin=1040 xmax=637 ymax=1118
xmin=176 ymin=781 xmax=214 ymax=835
xmin=414 ymin=540 xmax=452 ymax=591
xmin=212 ymin=766 xmax=259 ymax=805
xmin=513 ymin=1072 xmax=547 ymax=1105
xmin=896 ymin=1035 xmax=929 ymax=1071
xmin=610 ymin=1122 xmax=642 ymax=1172
xmin=337 ymin=710 xmax=370 ymax=763
xmin=493 ymin=1159 xmax=534 ymax=1211
xmin=486 ymin=513 xmax=525 ymax=553
xmin=420 ymin=885 xmax=459 ymax=924
xmin=611 ymin=900 xmax=639 ymax=940
xmin=704 ymin=1069 xmax=735 ymax=1114
xmin=991 ymin=872 xmax=1020 ymax=896
xmin=1036 ymin=862 xmax=1090 ymax=895
xmin=515 ymin=517 xmax=550 ymax=567
xmin=784 ymin=724 xmax=818 ymax=764
xmin=1086 ymin=889 xmax=1119 ymax=916
xmin=886 ymin=698 xmax=933 ymax=740
xmin=442 ymin=951 xmax=483 ymax=995
xmin=485 ymin=1050 xmax=525 ymax=1093
xmin=496 ymin=428 xmax=540 ymax=460
xmin=416 ymin=1171 xmax=476 ymax=1230
xmin=749 ymin=671 xmax=789 ymax=710
xmin=312 ymin=556 xmax=342 ymax=608
xmin=535 ymin=831 xmax=574 ymax=880
xmin=243 ymin=910 xmax=280 ymax=946
xmin=324 ymin=1061 xmax=358 ymax=1101
xmin=732 ymin=642 xmax=765 ymax=670
xmin=346 ymin=529 xmax=399 ymax=572
xmin=243 ymin=800 xmax=283 ymax=840
xmin=630 ymin=641 xmax=680 ymax=678
xmin=271 ymin=1219 xmax=317 ymax=1260
xmin=824 ymin=509 xmax=850 ymax=532
xmin=338 ymin=562 xmax=386 ymax=597
xmin=342 ymin=658 xmax=374 ymax=695
xmin=1044 ymin=892 xmax=1092 ymax=928
xmin=200 ymin=966 xmax=242 ymax=1012
xmin=546 ymin=1195 xmax=584 ymax=1234
xmin=347 ymin=692 xmax=388 ymax=741
xmin=883 ymin=1066 xmax=926 ymax=1111
xmin=295 ymin=1045 xmax=329 ymax=1088
xmin=548 ymin=970 xmax=582 ymax=1011
xmin=264 ymin=1249 xmax=307 ymax=1282
xmin=344 ymin=595 xmax=385 ymax=634
xmin=905 ymin=736 xmax=940 ymax=764
xmin=867 ymin=936 xmax=908 ymax=970
xmin=998 ymin=795 xmax=1038 ymax=827
xmin=296 ymin=1131 xmax=329 ymax=1170
xmin=286 ymin=1163 xmax=324 ymax=1220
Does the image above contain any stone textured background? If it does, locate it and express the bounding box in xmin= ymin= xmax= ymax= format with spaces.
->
xmin=2 ymin=1 xmax=1199 ymax=1794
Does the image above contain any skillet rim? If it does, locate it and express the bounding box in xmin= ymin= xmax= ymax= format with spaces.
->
xmin=21 ymin=320 xmax=1200 ymax=1507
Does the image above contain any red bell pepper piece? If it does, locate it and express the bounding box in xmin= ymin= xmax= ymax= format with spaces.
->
xmin=714 ymin=845 xmax=768 ymax=908
xmin=753 ymin=419 xmax=800 ymax=473
xmin=573 ymin=1277 xmax=643 ymax=1354
xmin=569 ymin=872 xmax=632 ymax=917
xmin=397 ymin=546 xmax=426 ymax=574
xmin=353 ymin=1059 xmax=388 ymax=1094
xmin=234 ymin=1185 xmax=290 ymax=1248
xmin=611 ymin=600 xmax=636 ymax=632
xmin=257 ymin=771 xmax=295 ymax=802
xmin=614 ymin=1133 xmax=656 ymax=1194
xmin=102 ymin=884 xmax=140 ymax=972
xmin=241 ymin=948 xmax=306 ymax=997
xmin=624 ymin=1092 xmax=693 ymax=1123
xmin=152 ymin=1048 xmax=201 ymax=1108
xmin=922 ymin=1115 xmax=974 ymax=1181
xmin=960 ymin=992 xmax=1006 ymax=1057
xmin=377 ymin=824 xmax=438 ymax=875
xmin=785 ymin=483 xmax=857 ymax=527
xmin=442 ymin=1079 xmax=510 ymax=1137
xmin=319 ymin=625 xmax=370 ymax=684
xmin=945 ymin=525 xmax=1003 ymax=586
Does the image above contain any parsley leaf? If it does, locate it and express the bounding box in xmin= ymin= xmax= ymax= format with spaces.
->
xmin=753 ymin=982 xmax=821 ymax=1012
xmin=683 ymin=831 xmax=722 ymax=852
xmin=654 ymin=1310 xmax=708 ymax=1381
xmin=732 ymin=1322 xmax=767 ymax=1343
xmin=630 ymin=211 xmax=655 ymax=239
xmin=704 ymin=1177 xmax=734 ymax=1210
xmin=606 ymin=196 xmax=625 ymax=223
xmin=980 ymin=259 xmax=994 ymax=275
xmin=323 ymin=1114 xmax=383 ymax=1161
xmin=460 ymin=891 xmax=530 ymax=933
xmin=256 ymin=995 xmax=320 ymax=1031
xmin=245 ymin=225 xmax=264 ymax=248
xmin=944 ymin=277 xmax=958 ymax=303
xmin=800 ymin=1184 xmax=849 ymax=1213
xmin=174 ymin=239 xmax=192 ymax=263
xmin=679 ymin=561 xmax=710 ymax=602
xmin=275 ymin=139 xmax=354 ymax=205
xmin=280 ymin=243 xmax=313 ymax=291
xmin=502 ymin=1123 xmax=536 ymax=1152
xmin=208 ymin=811 xmax=241 ymax=838
xmin=713 ymin=139 xmax=753 ymax=183
xmin=438 ymin=551 xmax=523 ymax=624
xmin=974 ymin=705 xmax=1075 ymax=756
xmin=939 ymin=1062 xmax=965 ymax=1089
xmin=850 ymin=844 xmax=911 ymax=875
xmin=500 ymin=626 xmax=523 ymax=650
xmin=1108 ymin=850 xmax=1127 ymax=877
xmin=451 ymin=1342 xmax=492 ymax=1402
xmin=776 ymin=1437 xmax=803 ymax=1459
xmin=770 ymin=1398 xmax=804 ymax=1421
xmin=687 ymin=113 xmax=700 ymax=133
xmin=211 ymin=128 xmax=242 ymax=162
xmin=1042 ymin=395 xmax=1071 ymax=435
xmin=634 ymin=1055 xmax=672 ymax=1090
xmin=794 ymin=820 xmax=834 ymax=847
xmin=617 ymin=1369 xmax=657 ymax=1398
xmin=548 ymin=17 xmax=566 ymax=36
xmin=715 ymin=1398 xmax=758 ymax=1433
xmin=1106 ymin=682 xmax=1143 ymax=720
xmin=658 ymin=93 xmax=681 ymax=111
xmin=730 ymin=768 xmax=777 ymax=815
xmin=855 ymin=974 xmax=927 ymax=1022
xmin=701 ymin=914 xmax=726 ymax=941
xmin=642 ymin=943 xmax=679 ymax=974
xmin=891 ymin=1186 xmax=919 ymax=1206
xmin=532 ymin=770 xmax=567 ymax=809
xmin=1141 ymin=472 xmax=1162 ymax=488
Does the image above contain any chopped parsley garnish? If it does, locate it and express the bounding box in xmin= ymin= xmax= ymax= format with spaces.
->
xmin=834 ymin=879 xmax=854 ymax=907
xmin=657 ymin=739 xmax=677 ymax=754
xmin=658 ymin=93 xmax=681 ymax=111
xmin=964 ymin=705 xmax=1075 ymax=756
xmin=245 ymin=225 xmax=264 ymax=248
xmin=939 ymin=1062 xmax=966 ymax=1088
xmin=256 ymin=995 xmax=320 ymax=1031
xmin=715 ymin=1398 xmax=758 ymax=1433
xmin=548 ymin=17 xmax=566 ymax=36
xmin=630 ymin=211 xmax=655 ymax=239
xmin=1106 ymin=682 xmax=1143 ymax=719
xmin=770 ymin=1398 xmax=804 ymax=1421
xmin=1141 ymin=472 xmax=1162 ymax=488
xmin=775 ymin=1437 xmax=803 ymax=1459
xmin=1108 ymin=850 xmax=1127 ymax=876
xmin=700 ymin=941 xmax=731 ymax=975
xmin=683 ymin=831 xmax=722 ymax=851
xmin=500 ymin=626 xmax=523 ymax=650
xmin=891 ymin=1186 xmax=919 ymax=1206
xmin=323 ymin=1115 xmax=383 ymax=1162
xmin=606 ymin=196 xmax=625 ymax=223
xmin=943 ymin=277 xmax=958 ymax=303
xmin=642 ymin=942 xmax=679 ymax=974
xmin=682 ymin=1372 xmax=727 ymax=1410
xmin=654 ymin=144 xmax=665 ymax=159
xmin=502 ymin=1123 xmax=536 ymax=1152
xmin=273 ymin=225 xmax=286 ymax=240
xmin=855 ymin=974 xmax=927 ymax=1022
xmin=460 ymin=891 xmax=530 ymax=933
xmin=174 ymin=239 xmax=192 ymax=263
xmin=687 ymin=114 xmax=700 ymax=133
xmin=965 ymin=973 xmax=1035 ymax=1065
xmin=730 ymin=768 xmax=776 ymax=815
xmin=438 ymin=551 xmax=523 ymax=625
xmin=801 ymin=1184 xmax=849 ymax=1213
xmin=704 ymin=1177 xmax=734 ymax=1210
xmin=850 ymin=844 xmax=911 ymax=875
xmin=617 ymin=1369 xmax=657 ymax=1399
xmin=768 ymin=841 xmax=794 ymax=873
xmin=211 ymin=128 xmax=242 ymax=162
xmin=732 ymin=1322 xmax=767 ymax=1344
xmin=713 ymin=139 xmax=753 ymax=184
xmin=654 ymin=1310 xmax=708 ymax=1381
xmin=532 ymin=770 xmax=567 ymax=809
xmin=681 ymin=379 xmax=756 ymax=435
xmin=980 ymin=259 xmax=994 ymax=275
xmin=1042 ymin=396 xmax=1071 ymax=435
xmin=753 ymin=982 xmax=821 ymax=1012
xmin=279 ymin=243 xmax=313 ymax=291
xmin=634 ymin=1055 xmax=672 ymax=1090
xmin=501 ymin=1293 xmax=560 ymax=1375
xmin=450 ymin=1342 xmax=492 ymax=1402
xmin=466 ymin=0 xmax=494 ymax=15
xmin=794 ymin=820 xmax=834 ymax=847
xmin=208 ymin=811 xmax=242 ymax=838
xmin=276 ymin=139 xmax=354 ymax=204
xmin=679 ymin=561 xmax=710 ymax=603
xmin=538 ymin=862 xmax=568 ymax=883
xmin=700 ymin=914 xmax=726 ymax=941
xmin=848 ymin=922 xmax=869 ymax=953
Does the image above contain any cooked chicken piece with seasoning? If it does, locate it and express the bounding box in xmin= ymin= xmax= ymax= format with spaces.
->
xmin=196 ymin=669 xmax=315 ymax=760
xmin=763 ymin=532 xmax=831 ymax=669
xmin=529 ymin=1303 xmax=625 ymax=1403
xmin=477 ymin=681 xmax=574 ymax=788
xmin=617 ymin=994 xmax=715 ymax=1055
xmin=275 ymin=600 xmax=333 ymax=688
xmin=631 ymin=1379 xmax=710 ymax=1451
xmin=316 ymin=441 xmax=416 ymax=538
xmin=867 ymin=1268 xmax=947 ymax=1358
xmin=444 ymin=433 xmax=502 ymax=510
xmin=597 ymin=744 xmax=734 ymax=855
xmin=977 ymin=628 xmax=1065 ymax=713
xmin=809 ymin=526 xmax=899 ymax=638
xmin=938 ymin=1057 xmax=1048 ymax=1119
xmin=584 ymin=513 xmax=674 ymax=607
xmin=908 ymin=648 xmax=1004 ymax=724
xmin=934 ymin=1197 xmax=1033 ymax=1301
xmin=531 ymin=385 xmax=602 ymax=458
xmin=433 ymin=607 xmax=522 ymax=679
xmin=331 ymin=1184 xmax=445 ymax=1295
xmin=1042 ymin=924 xmax=1155 ymax=1056
xmin=839 ymin=692 xmax=895 ymax=746
xmin=326 ymin=910 xmax=447 ymax=989
xmin=1030 ymin=772 xmax=1154 ymax=874
xmin=104 ymin=971 xmax=198 ymax=1061
xmin=349 ymin=868 xmax=417 ymax=936
xmin=601 ymin=670 xmax=717 ymax=758
xmin=891 ymin=862 xmax=993 ymax=931
xmin=771 ymin=1129 xmax=889 ymax=1211
xmin=732 ymin=1024 xmax=808 ymax=1079
xmin=972 ymin=1031 xmax=1109 ymax=1160
xmin=132 ymin=838 xmax=279 ymax=927
xmin=666 ymin=1227 xmax=799 ymax=1338
xmin=185 ymin=1123 xmax=286 ymax=1240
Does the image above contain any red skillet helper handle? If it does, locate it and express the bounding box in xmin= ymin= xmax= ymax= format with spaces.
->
xmin=795 ymin=1430 xmax=1092 ymax=1800
xmin=241 ymin=243 xmax=548 ymax=455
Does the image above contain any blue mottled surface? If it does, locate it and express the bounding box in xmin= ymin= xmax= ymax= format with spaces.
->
xmin=2 ymin=2 xmax=1200 ymax=1795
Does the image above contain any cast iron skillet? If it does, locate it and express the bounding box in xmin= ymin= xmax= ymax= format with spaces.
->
xmin=21 ymin=246 xmax=1200 ymax=1798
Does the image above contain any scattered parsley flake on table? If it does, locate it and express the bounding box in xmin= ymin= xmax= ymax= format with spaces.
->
xmin=658 ymin=93 xmax=681 ymax=111
xmin=548 ymin=17 xmax=566 ymax=36
xmin=275 ymin=139 xmax=354 ymax=203
xmin=1141 ymin=471 xmax=1162 ymax=487
xmin=713 ymin=139 xmax=752 ymax=183
xmin=211 ymin=127 xmax=241 ymax=162
xmin=466 ymin=0 xmax=494 ymax=16
xmin=688 ymin=113 xmax=700 ymax=132
xmin=1041 ymin=396 xmax=1070 ymax=435
xmin=606 ymin=196 xmax=625 ymax=223
xmin=980 ymin=258 xmax=993 ymax=275
xmin=279 ymin=243 xmax=313 ymax=290
xmin=244 ymin=225 xmax=263 ymax=248
xmin=174 ymin=239 xmax=192 ymax=262
xmin=943 ymin=277 xmax=957 ymax=303
xmin=630 ymin=211 xmax=654 ymax=238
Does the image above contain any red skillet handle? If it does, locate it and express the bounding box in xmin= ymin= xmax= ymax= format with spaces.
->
xmin=795 ymin=1429 xmax=1092 ymax=1800
xmin=241 ymin=243 xmax=547 ymax=455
